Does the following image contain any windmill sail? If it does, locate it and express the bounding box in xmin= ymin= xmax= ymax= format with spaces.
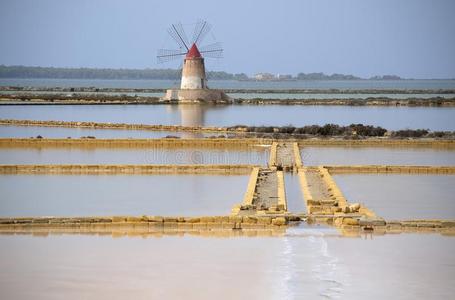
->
xmin=157 ymin=20 xmax=223 ymax=64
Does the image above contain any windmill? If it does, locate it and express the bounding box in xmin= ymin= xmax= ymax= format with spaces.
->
xmin=158 ymin=20 xmax=230 ymax=103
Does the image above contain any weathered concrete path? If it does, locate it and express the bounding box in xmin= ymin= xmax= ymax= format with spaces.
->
xmin=254 ymin=169 xmax=278 ymax=210
xmin=233 ymin=167 xmax=287 ymax=215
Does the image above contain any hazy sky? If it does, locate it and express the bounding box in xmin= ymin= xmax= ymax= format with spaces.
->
xmin=1 ymin=0 xmax=454 ymax=78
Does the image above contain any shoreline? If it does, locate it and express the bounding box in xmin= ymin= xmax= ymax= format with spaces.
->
xmin=1 ymin=119 xmax=454 ymax=142
xmin=1 ymin=93 xmax=455 ymax=106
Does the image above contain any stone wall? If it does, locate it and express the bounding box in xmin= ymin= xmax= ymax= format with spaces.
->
xmin=0 ymin=138 xmax=272 ymax=148
xmin=277 ymin=171 xmax=287 ymax=211
xmin=0 ymin=164 xmax=258 ymax=175
xmin=325 ymin=165 xmax=455 ymax=174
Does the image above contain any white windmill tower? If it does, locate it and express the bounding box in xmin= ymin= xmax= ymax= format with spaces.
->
xmin=157 ymin=20 xmax=230 ymax=103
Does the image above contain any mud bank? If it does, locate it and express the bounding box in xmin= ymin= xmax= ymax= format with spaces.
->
xmin=1 ymin=93 xmax=455 ymax=106
xmin=2 ymin=86 xmax=455 ymax=94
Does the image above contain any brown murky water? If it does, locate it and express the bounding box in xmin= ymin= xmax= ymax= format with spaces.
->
xmin=0 ymin=229 xmax=453 ymax=299
xmin=0 ymin=174 xmax=247 ymax=217
xmin=333 ymin=174 xmax=455 ymax=220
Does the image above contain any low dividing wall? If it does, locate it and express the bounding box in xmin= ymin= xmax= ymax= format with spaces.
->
xmin=293 ymin=142 xmax=303 ymax=168
xmin=0 ymin=138 xmax=272 ymax=148
xmin=0 ymin=164 xmax=258 ymax=175
xmin=0 ymin=119 xmax=230 ymax=133
xmin=268 ymin=142 xmax=278 ymax=168
xmin=1 ymin=137 xmax=453 ymax=149
xmin=325 ymin=165 xmax=455 ymax=174
xmin=242 ymin=168 xmax=260 ymax=206
xmin=298 ymin=139 xmax=455 ymax=148
xmin=0 ymin=216 xmax=453 ymax=237
xmin=340 ymin=219 xmax=455 ymax=236
xmin=277 ymin=171 xmax=287 ymax=211
xmin=231 ymin=167 xmax=260 ymax=215
xmin=0 ymin=215 xmax=295 ymax=232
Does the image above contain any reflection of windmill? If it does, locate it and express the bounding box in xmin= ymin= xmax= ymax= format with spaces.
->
xmin=158 ymin=20 xmax=230 ymax=103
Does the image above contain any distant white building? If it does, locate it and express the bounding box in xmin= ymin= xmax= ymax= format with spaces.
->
xmin=254 ymin=73 xmax=275 ymax=80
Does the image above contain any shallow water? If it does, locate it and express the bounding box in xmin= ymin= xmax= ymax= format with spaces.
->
xmin=0 ymin=125 xmax=225 ymax=139
xmin=301 ymin=146 xmax=455 ymax=166
xmin=1 ymin=104 xmax=454 ymax=130
xmin=0 ymin=147 xmax=268 ymax=165
xmin=334 ymin=174 xmax=455 ymax=220
xmin=0 ymin=174 xmax=247 ymax=217
xmin=0 ymin=231 xmax=453 ymax=299
xmin=284 ymin=173 xmax=306 ymax=213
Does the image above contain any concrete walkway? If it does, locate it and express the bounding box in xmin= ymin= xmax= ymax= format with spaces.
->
xmin=253 ymin=169 xmax=278 ymax=210
xmin=304 ymin=167 xmax=332 ymax=200
xmin=276 ymin=142 xmax=295 ymax=170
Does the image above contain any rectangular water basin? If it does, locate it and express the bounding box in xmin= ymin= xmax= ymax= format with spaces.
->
xmin=0 ymin=147 xmax=268 ymax=165
xmin=0 ymin=174 xmax=247 ymax=217
xmin=301 ymin=146 xmax=455 ymax=166
xmin=333 ymin=174 xmax=455 ymax=220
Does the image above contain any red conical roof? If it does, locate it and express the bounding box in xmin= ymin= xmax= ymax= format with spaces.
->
xmin=186 ymin=43 xmax=202 ymax=58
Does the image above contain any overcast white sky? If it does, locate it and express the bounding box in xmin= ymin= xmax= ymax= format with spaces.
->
xmin=1 ymin=0 xmax=454 ymax=78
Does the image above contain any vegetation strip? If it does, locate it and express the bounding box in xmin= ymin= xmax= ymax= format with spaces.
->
xmin=2 ymin=119 xmax=454 ymax=140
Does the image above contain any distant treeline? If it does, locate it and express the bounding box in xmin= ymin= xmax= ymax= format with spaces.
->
xmin=0 ymin=65 xmax=248 ymax=80
xmin=0 ymin=65 xmax=403 ymax=80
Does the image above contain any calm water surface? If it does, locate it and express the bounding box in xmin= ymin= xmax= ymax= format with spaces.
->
xmin=1 ymin=104 xmax=454 ymax=130
xmin=0 ymin=231 xmax=453 ymax=299
xmin=0 ymin=147 xmax=268 ymax=165
xmin=334 ymin=174 xmax=455 ymax=219
xmin=284 ymin=173 xmax=306 ymax=213
xmin=0 ymin=126 xmax=228 ymax=139
xmin=0 ymin=174 xmax=247 ymax=216
xmin=301 ymin=146 xmax=455 ymax=166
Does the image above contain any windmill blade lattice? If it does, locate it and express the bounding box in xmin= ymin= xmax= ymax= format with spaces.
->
xmin=192 ymin=20 xmax=212 ymax=46
xmin=157 ymin=20 xmax=222 ymax=64
xmin=157 ymin=49 xmax=187 ymax=64
xmin=167 ymin=23 xmax=189 ymax=51
xmin=199 ymin=42 xmax=223 ymax=58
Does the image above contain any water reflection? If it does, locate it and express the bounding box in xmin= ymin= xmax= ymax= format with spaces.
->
xmin=0 ymin=230 xmax=453 ymax=299
xmin=2 ymin=104 xmax=454 ymax=130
